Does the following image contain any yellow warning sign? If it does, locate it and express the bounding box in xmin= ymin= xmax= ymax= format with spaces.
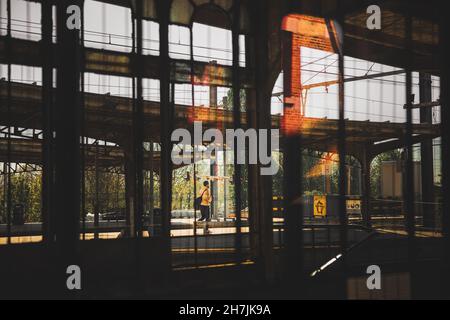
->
xmin=314 ymin=196 xmax=327 ymax=217
xmin=346 ymin=199 xmax=361 ymax=213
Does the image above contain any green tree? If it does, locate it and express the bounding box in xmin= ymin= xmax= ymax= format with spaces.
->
xmin=370 ymin=149 xmax=402 ymax=197
xmin=9 ymin=172 xmax=42 ymax=223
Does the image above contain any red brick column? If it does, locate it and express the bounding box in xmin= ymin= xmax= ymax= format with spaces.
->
xmin=282 ymin=33 xmax=303 ymax=136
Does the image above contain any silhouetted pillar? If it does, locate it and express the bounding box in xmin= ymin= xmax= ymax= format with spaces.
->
xmin=157 ymin=0 xmax=173 ymax=271
xmin=209 ymin=83 xmax=218 ymax=219
xmin=419 ymin=73 xmax=435 ymax=228
xmin=55 ymin=0 xmax=82 ymax=295
xmin=149 ymin=142 xmax=155 ymax=236
xmin=124 ymin=148 xmax=136 ymax=237
xmin=361 ymin=147 xmax=372 ymax=228
xmin=41 ymin=0 xmax=55 ymax=243
xmin=247 ymin=0 xmax=274 ymax=283
xmin=282 ymin=29 xmax=302 ymax=289
xmin=439 ymin=3 xmax=450 ymax=298
xmin=94 ymin=144 xmax=100 ymax=239
xmin=404 ymin=11 xmax=417 ymax=298
xmin=231 ymin=3 xmax=242 ymax=258
xmin=132 ymin=1 xmax=144 ymax=237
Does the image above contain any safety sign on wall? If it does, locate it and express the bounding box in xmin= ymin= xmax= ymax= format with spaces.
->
xmin=346 ymin=199 xmax=362 ymax=214
xmin=313 ymin=196 xmax=327 ymax=217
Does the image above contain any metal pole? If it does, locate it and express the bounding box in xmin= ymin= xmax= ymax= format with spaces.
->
xmin=419 ymin=73 xmax=435 ymax=228
xmin=193 ymin=158 xmax=198 ymax=266
xmin=254 ymin=0 xmax=274 ymax=282
xmin=189 ymin=22 xmax=199 ymax=263
xmin=6 ymin=0 xmax=12 ymax=245
xmin=327 ymin=16 xmax=348 ymax=297
xmin=158 ymin=0 xmax=173 ymax=271
xmin=2 ymin=162 xmax=7 ymax=237
xmin=404 ymin=10 xmax=417 ymax=298
xmin=282 ymin=30 xmax=302 ymax=291
xmin=439 ymin=2 xmax=450 ymax=298
xmin=209 ymin=84 xmax=218 ymax=221
xmin=55 ymin=0 xmax=82 ymax=296
xmin=134 ymin=0 xmax=144 ymax=238
xmin=149 ymin=141 xmax=154 ymax=236
xmin=232 ymin=0 xmax=243 ymax=261
xmin=361 ymin=147 xmax=372 ymax=228
xmin=80 ymin=0 xmax=87 ymax=241
xmin=41 ymin=0 xmax=55 ymax=243
xmin=94 ymin=143 xmax=99 ymax=239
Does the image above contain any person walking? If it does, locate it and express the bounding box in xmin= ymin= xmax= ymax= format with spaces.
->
xmin=198 ymin=180 xmax=212 ymax=222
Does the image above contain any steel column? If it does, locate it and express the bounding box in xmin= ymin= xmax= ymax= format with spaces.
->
xmin=404 ymin=10 xmax=417 ymax=298
xmin=439 ymin=3 xmax=450 ymax=298
xmin=253 ymin=0 xmax=274 ymax=283
xmin=158 ymin=0 xmax=173 ymax=270
xmin=419 ymin=73 xmax=435 ymax=228
xmin=282 ymin=30 xmax=302 ymax=289
xmin=232 ymin=0 xmax=243 ymax=260
xmin=55 ymin=0 xmax=82 ymax=295
xmin=133 ymin=1 xmax=144 ymax=237
xmin=361 ymin=147 xmax=372 ymax=228
xmin=41 ymin=0 xmax=55 ymax=243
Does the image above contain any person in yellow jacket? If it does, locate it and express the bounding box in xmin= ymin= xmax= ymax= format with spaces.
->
xmin=198 ymin=181 xmax=212 ymax=222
